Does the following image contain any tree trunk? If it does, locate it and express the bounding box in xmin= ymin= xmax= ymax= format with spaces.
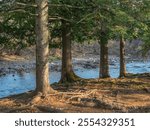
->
xmin=60 ymin=21 xmax=79 ymax=83
xmin=35 ymin=0 xmax=54 ymax=95
xmin=99 ymin=32 xmax=110 ymax=78
xmin=119 ymin=35 xmax=126 ymax=77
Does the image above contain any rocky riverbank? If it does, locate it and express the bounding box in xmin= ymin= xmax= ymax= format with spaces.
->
xmin=1 ymin=53 xmax=150 ymax=77
xmin=0 ymin=54 xmax=119 ymax=76
xmin=0 ymin=41 xmax=149 ymax=76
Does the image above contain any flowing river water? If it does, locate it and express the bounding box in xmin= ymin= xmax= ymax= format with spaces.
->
xmin=0 ymin=60 xmax=150 ymax=98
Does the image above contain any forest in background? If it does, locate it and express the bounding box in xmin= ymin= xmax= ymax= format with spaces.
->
xmin=0 ymin=0 xmax=150 ymax=113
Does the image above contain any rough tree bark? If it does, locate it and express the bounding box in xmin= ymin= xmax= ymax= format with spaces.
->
xmin=35 ymin=0 xmax=54 ymax=95
xmin=99 ymin=31 xmax=110 ymax=78
xmin=60 ymin=20 xmax=79 ymax=83
xmin=119 ymin=35 xmax=126 ymax=77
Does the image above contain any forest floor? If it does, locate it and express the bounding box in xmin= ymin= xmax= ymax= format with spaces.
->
xmin=0 ymin=74 xmax=150 ymax=113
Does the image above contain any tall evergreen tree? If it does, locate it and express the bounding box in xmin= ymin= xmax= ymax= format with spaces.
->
xmin=35 ymin=0 xmax=55 ymax=95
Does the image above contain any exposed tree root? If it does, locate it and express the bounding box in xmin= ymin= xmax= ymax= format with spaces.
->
xmin=0 ymin=76 xmax=150 ymax=113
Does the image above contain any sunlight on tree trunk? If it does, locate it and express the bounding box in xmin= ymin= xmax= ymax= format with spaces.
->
xmin=35 ymin=0 xmax=54 ymax=95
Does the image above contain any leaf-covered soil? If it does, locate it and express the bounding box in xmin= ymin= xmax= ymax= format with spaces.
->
xmin=0 ymin=74 xmax=150 ymax=113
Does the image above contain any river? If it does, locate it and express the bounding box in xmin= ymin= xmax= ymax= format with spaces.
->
xmin=0 ymin=61 xmax=150 ymax=98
